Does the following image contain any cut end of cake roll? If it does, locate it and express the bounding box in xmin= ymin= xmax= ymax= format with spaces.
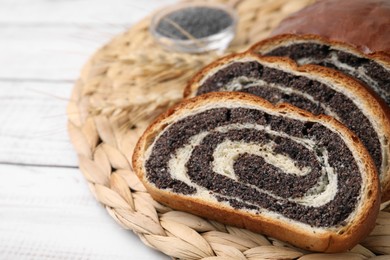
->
xmin=133 ymin=92 xmax=380 ymax=252
xmin=269 ymin=0 xmax=390 ymax=55
xmin=249 ymin=34 xmax=390 ymax=108
xmin=184 ymin=52 xmax=390 ymax=201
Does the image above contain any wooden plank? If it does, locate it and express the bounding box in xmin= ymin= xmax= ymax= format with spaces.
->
xmin=0 ymin=81 xmax=78 ymax=167
xmin=0 ymin=0 xmax=177 ymax=24
xmin=0 ymin=164 xmax=169 ymax=259
xmin=0 ymin=26 xmax=123 ymax=80
xmin=0 ymin=0 xmax=177 ymax=80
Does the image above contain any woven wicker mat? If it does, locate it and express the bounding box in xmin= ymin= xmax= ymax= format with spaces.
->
xmin=67 ymin=0 xmax=390 ymax=259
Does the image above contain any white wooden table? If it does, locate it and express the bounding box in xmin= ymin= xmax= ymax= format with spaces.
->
xmin=0 ymin=1 xmax=178 ymax=258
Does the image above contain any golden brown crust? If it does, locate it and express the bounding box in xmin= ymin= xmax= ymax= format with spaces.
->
xmin=183 ymin=51 xmax=390 ymax=202
xmin=132 ymin=92 xmax=380 ymax=253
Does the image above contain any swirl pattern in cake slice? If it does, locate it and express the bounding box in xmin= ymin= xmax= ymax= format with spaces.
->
xmin=185 ymin=52 xmax=390 ymax=201
xmin=133 ymin=92 xmax=380 ymax=252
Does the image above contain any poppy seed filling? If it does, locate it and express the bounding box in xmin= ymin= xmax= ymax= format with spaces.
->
xmin=196 ymin=61 xmax=382 ymax=173
xmin=264 ymin=42 xmax=390 ymax=105
xmin=145 ymin=108 xmax=361 ymax=227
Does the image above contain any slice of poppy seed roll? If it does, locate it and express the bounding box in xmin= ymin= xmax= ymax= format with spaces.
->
xmin=249 ymin=34 xmax=390 ymax=107
xmin=132 ymin=92 xmax=380 ymax=252
xmin=184 ymin=52 xmax=390 ymax=201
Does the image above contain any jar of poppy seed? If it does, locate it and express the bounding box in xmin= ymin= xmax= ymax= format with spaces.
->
xmin=150 ymin=3 xmax=237 ymax=53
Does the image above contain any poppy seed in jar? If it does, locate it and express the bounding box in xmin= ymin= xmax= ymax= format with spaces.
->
xmin=156 ymin=6 xmax=234 ymax=40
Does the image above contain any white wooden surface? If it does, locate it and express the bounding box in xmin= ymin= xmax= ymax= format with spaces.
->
xmin=0 ymin=0 xmax=178 ymax=259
